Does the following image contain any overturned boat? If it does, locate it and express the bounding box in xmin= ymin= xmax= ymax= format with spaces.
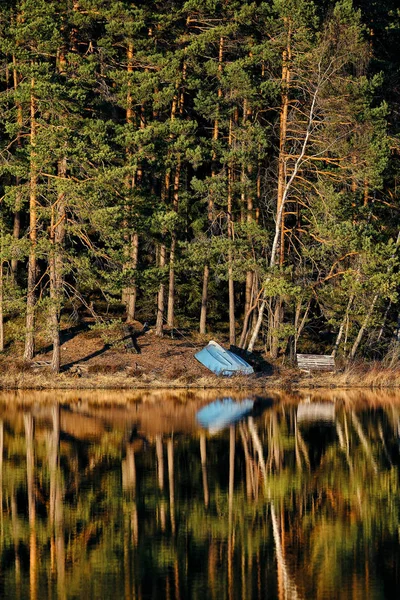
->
xmin=197 ymin=398 xmax=254 ymax=434
xmin=195 ymin=340 xmax=254 ymax=376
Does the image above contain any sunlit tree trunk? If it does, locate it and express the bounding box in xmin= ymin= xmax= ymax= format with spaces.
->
xmin=0 ymin=243 xmax=3 ymax=353
xmin=24 ymin=77 xmax=37 ymax=361
xmin=49 ymin=156 xmax=66 ymax=373
xmin=200 ymin=36 xmax=224 ymax=334
xmin=11 ymin=53 xmax=23 ymax=278
xmin=124 ymin=43 xmax=140 ymax=322
xmin=156 ymin=243 xmax=166 ymax=336
xmin=167 ymin=157 xmax=181 ymax=328
xmin=227 ymin=117 xmax=235 ymax=345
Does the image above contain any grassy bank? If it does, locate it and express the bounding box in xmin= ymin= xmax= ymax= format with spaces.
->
xmin=1 ymin=362 xmax=400 ymax=390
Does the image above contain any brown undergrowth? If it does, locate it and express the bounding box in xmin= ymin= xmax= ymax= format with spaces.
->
xmin=1 ymin=322 xmax=400 ymax=390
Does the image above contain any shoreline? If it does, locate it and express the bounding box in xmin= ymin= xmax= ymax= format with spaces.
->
xmin=2 ymin=370 xmax=400 ymax=391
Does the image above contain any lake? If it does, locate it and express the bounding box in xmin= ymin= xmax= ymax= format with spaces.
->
xmin=0 ymin=388 xmax=399 ymax=599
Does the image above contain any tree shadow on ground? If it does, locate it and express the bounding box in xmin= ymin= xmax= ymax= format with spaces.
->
xmin=37 ymin=321 xmax=91 ymax=355
xmin=61 ymin=344 xmax=111 ymax=372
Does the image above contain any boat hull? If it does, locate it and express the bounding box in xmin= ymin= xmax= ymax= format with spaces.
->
xmin=195 ymin=340 xmax=254 ymax=376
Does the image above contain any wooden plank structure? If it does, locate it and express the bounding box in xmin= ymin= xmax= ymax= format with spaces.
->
xmin=296 ymin=353 xmax=335 ymax=374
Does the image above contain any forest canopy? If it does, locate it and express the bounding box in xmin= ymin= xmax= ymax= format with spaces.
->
xmin=0 ymin=0 xmax=400 ymax=372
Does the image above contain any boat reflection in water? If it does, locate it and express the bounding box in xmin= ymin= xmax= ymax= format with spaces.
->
xmin=0 ymin=389 xmax=399 ymax=599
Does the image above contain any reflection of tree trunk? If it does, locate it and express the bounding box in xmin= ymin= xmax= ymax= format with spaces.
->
xmin=295 ymin=425 xmax=310 ymax=471
xmin=200 ymin=432 xmax=209 ymax=508
xmin=0 ymin=420 xmax=2 ymax=535
xmin=174 ymin=558 xmax=180 ymax=600
xmin=351 ymin=411 xmax=378 ymax=473
xmin=167 ymin=437 xmax=175 ymax=534
xmin=122 ymin=443 xmax=137 ymax=495
xmin=122 ymin=442 xmax=138 ymax=545
xmin=24 ymin=413 xmax=37 ymax=600
xmin=271 ymin=503 xmax=300 ymax=600
xmin=123 ymin=513 xmax=131 ymax=600
xmin=11 ymin=488 xmax=21 ymax=596
xmin=156 ymin=435 xmax=164 ymax=490
xmin=208 ymin=541 xmax=217 ymax=600
xmin=248 ymin=417 xmax=267 ymax=481
xmin=239 ymin=423 xmax=255 ymax=499
xmin=336 ymin=420 xmax=353 ymax=474
xmin=228 ymin=426 xmax=235 ymax=600
xmin=52 ymin=407 xmax=66 ymax=600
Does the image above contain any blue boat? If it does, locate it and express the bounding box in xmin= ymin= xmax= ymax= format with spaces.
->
xmin=195 ymin=340 xmax=254 ymax=376
xmin=197 ymin=398 xmax=254 ymax=434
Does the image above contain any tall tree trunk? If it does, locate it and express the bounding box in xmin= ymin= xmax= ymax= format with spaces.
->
xmin=277 ymin=18 xmax=291 ymax=268
xmin=124 ymin=43 xmax=140 ymax=322
xmin=156 ymin=244 xmax=166 ymax=336
xmin=349 ymin=294 xmax=378 ymax=360
xmin=247 ymin=28 xmax=318 ymax=353
xmin=167 ymin=55 xmax=186 ymax=329
xmin=227 ymin=117 xmax=235 ymax=346
xmin=200 ymin=36 xmax=223 ymax=334
xmin=167 ymin=157 xmax=181 ymax=328
xmin=24 ymin=77 xmax=37 ymax=361
xmin=349 ymin=232 xmax=400 ymax=360
xmin=11 ymin=54 xmax=23 ymax=278
xmin=200 ymin=265 xmax=209 ymax=335
xmin=50 ymin=158 xmax=66 ymax=374
xmin=0 ymin=243 xmax=3 ymax=353
xmin=332 ymin=294 xmax=354 ymax=358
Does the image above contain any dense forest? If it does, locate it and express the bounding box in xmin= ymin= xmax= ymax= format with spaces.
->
xmin=0 ymin=0 xmax=400 ymax=372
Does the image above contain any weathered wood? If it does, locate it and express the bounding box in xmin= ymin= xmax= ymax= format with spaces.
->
xmin=31 ymin=360 xmax=51 ymax=368
xmin=296 ymin=353 xmax=335 ymax=373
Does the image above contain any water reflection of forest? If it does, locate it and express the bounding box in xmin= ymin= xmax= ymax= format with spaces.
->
xmin=0 ymin=390 xmax=399 ymax=599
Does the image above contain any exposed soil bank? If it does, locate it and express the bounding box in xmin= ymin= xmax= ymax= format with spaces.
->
xmin=1 ymin=323 xmax=400 ymax=390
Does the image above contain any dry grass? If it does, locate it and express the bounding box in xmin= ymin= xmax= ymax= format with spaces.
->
xmin=296 ymin=361 xmax=400 ymax=389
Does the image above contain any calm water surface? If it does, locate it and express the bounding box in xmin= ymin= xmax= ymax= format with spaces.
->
xmin=0 ymin=389 xmax=399 ymax=599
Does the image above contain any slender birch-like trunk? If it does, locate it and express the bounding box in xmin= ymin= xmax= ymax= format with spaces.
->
xmin=247 ymin=54 xmax=319 ymax=353
xmin=277 ymin=18 xmax=291 ymax=268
